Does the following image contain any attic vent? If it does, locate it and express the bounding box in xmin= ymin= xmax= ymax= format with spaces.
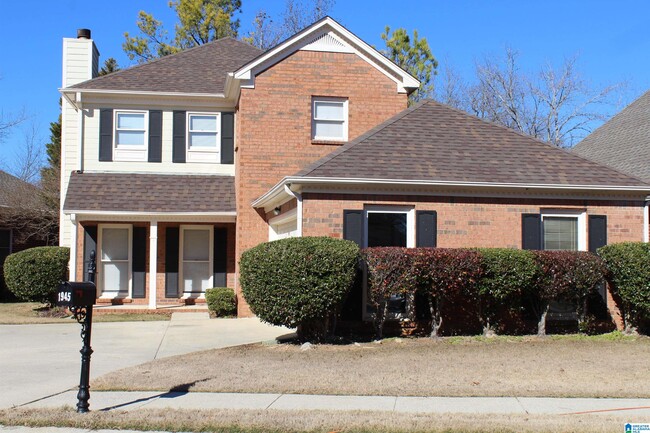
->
xmin=300 ymin=32 xmax=354 ymax=54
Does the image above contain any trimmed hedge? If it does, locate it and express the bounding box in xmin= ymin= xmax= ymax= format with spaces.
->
xmin=4 ymin=246 xmax=70 ymax=305
xmin=477 ymin=248 xmax=537 ymax=335
xmin=240 ymin=237 xmax=359 ymax=341
xmin=206 ymin=287 xmax=236 ymax=317
xmin=598 ymin=242 xmax=650 ymax=331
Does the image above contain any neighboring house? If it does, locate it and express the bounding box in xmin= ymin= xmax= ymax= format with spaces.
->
xmin=59 ymin=18 xmax=650 ymax=324
xmin=0 ymin=171 xmax=50 ymax=300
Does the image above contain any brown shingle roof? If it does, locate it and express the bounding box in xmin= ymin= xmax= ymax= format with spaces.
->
xmin=63 ymin=172 xmax=235 ymax=213
xmin=68 ymin=38 xmax=262 ymax=94
xmin=573 ymin=90 xmax=650 ymax=183
xmin=297 ymin=100 xmax=649 ymax=187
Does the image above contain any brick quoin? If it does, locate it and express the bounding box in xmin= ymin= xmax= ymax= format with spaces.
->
xmin=235 ymin=50 xmax=408 ymax=316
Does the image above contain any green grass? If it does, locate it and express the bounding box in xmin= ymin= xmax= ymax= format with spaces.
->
xmin=0 ymin=302 xmax=170 ymax=324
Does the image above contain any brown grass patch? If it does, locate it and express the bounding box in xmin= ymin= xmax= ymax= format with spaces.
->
xmin=0 ymin=302 xmax=170 ymax=324
xmin=0 ymin=406 xmax=635 ymax=433
xmin=94 ymin=335 xmax=650 ymax=398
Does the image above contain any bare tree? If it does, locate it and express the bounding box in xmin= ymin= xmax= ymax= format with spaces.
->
xmin=244 ymin=0 xmax=334 ymax=49
xmin=435 ymin=48 xmax=622 ymax=147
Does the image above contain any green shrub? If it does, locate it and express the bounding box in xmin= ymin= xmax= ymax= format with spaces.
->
xmin=598 ymin=242 xmax=650 ymax=332
xmin=4 ymin=246 xmax=70 ymax=305
xmin=532 ymin=251 xmax=606 ymax=335
xmin=206 ymin=287 xmax=236 ymax=317
xmin=477 ymin=248 xmax=537 ymax=335
xmin=240 ymin=237 xmax=359 ymax=342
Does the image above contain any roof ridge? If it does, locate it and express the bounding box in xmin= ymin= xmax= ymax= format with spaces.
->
xmin=296 ymin=100 xmax=430 ymax=177
xmin=68 ymin=37 xmax=262 ymax=90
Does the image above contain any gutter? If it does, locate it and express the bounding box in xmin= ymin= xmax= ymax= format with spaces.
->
xmin=59 ymin=88 xmax=227 ymax=99
xmin=284 ymin=184 xmax=303 ymax=236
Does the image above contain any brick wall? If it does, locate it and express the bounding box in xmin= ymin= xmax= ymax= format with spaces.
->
xmin=301 ymin=193 xmax=645 ymax=247
xmin=235 ymin=50 xmax=408 ymax=316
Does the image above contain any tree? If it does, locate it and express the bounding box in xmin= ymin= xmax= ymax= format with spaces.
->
xmin=435 ymin=48 xmax=621 ymax=147
xmin=243 ymin=0 xmax=334 ymax=50
xmin=123 ymin=0 xmax=242 ymax=62
xmin=381 ymin=26 xmax=438 ymax=104
xmin=99 ymin=58 xmax=120 ymax=76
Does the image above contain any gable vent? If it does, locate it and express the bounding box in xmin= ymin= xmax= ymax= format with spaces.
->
xmin=300 ymin=32 xmax=354 ymax=54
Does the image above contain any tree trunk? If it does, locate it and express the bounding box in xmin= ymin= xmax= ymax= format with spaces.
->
xmin=429 ymin=296 xmax=443 ymax=338
xmin=374 ymin=301 xmax=388 ymax=340
xmin=622 ymin=310 xmax=639 ymax=335
xmin=479 ymin=299 xmax=496 ymax=337
xmin=537 ymin=301 xmax=549 ymax=337
xmin=576 ymin=297 xmax=588 ymax=331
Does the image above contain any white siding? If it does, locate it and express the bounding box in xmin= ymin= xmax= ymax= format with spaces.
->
xmin=62 ymin=38 xmax=97 ymax=88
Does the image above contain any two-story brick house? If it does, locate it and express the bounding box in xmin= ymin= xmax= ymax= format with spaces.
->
xmin=59 ymin=18 xmax=650 ymax=321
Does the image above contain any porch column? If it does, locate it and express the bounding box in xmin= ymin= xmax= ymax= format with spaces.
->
xmin=69 ymin=214 xmax=78 ymax=280
xmin=148 ymin=221 xmax=158 ymax=309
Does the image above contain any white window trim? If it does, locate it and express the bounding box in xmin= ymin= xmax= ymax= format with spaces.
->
xmin=98 ymin=224 xmax=132 ymax=299
xmin=540 ymin=209 xmax=587 ymax=251
xmin=312 ymin=97 xmax=348 ymax=142
xmin=362 ymin=206 xmax=415 ymax=320
xmin=179 ymin=225 xmax=214 ymax=298
xmin=113 ymin=110 xmax=148 ymax=162
xmin=269 ymin=208 xmax=299 ymax=241
xmin=186 ymin=112 xmax=221 ymax=163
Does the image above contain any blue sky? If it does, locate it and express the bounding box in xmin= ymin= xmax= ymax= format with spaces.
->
xmin=1 ymin=0 xmax=649 ymax=172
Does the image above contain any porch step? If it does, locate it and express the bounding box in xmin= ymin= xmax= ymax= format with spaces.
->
xmin=170 ymin=312 xmax=210 ymax=321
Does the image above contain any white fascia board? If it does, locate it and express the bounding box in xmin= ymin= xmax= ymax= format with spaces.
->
xmin=253 ymin=176 xmax=650 ymax=210
xmin=64 ymin=210 xmax=236 ymax=222
xmin=233 ymin=17 xmax=420 ymax=91
xmin=60 ymin=88 xmax=227 ymax=99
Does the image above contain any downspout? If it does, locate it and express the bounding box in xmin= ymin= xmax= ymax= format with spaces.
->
xmin=643 ymin=196 xmax=650 ymax=242
xmin=76 ymin=92 xmax=84 ymax=172
xmin=284 ymin=184 xmax=303 ymax=236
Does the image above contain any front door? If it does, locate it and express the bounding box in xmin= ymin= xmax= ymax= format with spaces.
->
xmin=180 ymin=226 xmax=213 ymax=297
xmin=99 ymin=225 xmax=131 ymax=298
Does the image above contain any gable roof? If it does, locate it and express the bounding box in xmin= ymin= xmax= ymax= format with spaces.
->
xmin=296 ymin=100 xmax=648 ymax=187
xmin=234 ymin=16 xmax=420 ymax=94
xmin=63 ymin=172 xmax=235 ymax=214
xmin=0 ymin=170 xmax=41 ymax=208
xmin=67 ymin=38 xmax=262 ymax=95
xmin=572 ymin=90 xmax=650 ymax=183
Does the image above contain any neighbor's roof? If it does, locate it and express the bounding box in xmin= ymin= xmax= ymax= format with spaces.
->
xmin=67 ymin=38 xmax=262 ymax=94
xmin=572 ymin=90 xmax=650 ymax=183
xmin=63 ymin=172 xmax=235 ymax=213
xmin=295 ymin=100 xmax=649 ymax=188
xmin=0 ymin=170 xmax=40 ymax=208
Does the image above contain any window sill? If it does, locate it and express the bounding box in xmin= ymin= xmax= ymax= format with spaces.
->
xmin=311 ymin=139 xmax=347 ymax=145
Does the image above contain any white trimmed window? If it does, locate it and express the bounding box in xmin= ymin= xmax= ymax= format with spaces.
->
xmin=187 ymin=112 xmax=220 ymax=163
xmin=312 ymin=97 xmax=348 ymax=141
xmin=98 ymin=224 xmax=132 ymax=298
xmin=114 ymin=110 xmax=147 ymax=161
xmin=541 ymin=210 xmax=587 ymax=251
xmin=179 ymin=225 xmax=213 ymax=296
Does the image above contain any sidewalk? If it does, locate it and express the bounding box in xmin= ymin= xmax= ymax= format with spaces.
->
xmin=18 ymin=390 xmax=650 ymax=416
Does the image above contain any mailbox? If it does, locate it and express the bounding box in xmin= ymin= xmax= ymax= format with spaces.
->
xmin=57 ymin=281 xmax=97 ymax=307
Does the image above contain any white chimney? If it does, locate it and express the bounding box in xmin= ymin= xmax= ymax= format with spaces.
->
xmin=62 ymin=28 xmax=100 ymax=88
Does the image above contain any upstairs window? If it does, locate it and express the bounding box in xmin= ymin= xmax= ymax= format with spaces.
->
xmin=114 ymin=110 xmax=147 ymax=161
xmin=312 ymin=97 xmax=348 ymax=142
xmin=187 ymin=112 xmax=220 ymax=163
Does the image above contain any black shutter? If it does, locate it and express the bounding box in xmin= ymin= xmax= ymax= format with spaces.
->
xmin=213 ymin=227 xmax=228 ymax=287
xmin=343 ymin=210 xmax=364 ymax=247
xmin=172 ymin=111 xmax=186 ymax=163
xmin=221 ymin=112 xmax=234 ymax=164
xmin=148 ymin=110 xmax=163 ymax=163
xmin=416 ymin=210 xmax=437 ymax=247
xmin=165 ymin=227 xmax=180 ymax=297
xmin=342 ymin=210 xmax=364 ymax=320
xmin=99 ymin=109 xmax=113 ymax=162
xmin=588 ymin=215 xmax=607 ymax=253
xmin=522 ymin=214 xmax=542 ymax=250
xmin=132 ymin=227 xmax=147 ymax=298
xmin=83 ymin=226 xmax=98 ymax=281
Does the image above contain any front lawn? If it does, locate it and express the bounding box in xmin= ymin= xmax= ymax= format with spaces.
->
xmin=0 ymin=302 xmax=170 ymax=324
xmin=93 ymin=333 xmax=650 ymax=398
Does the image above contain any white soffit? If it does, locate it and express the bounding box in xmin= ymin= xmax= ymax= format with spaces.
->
xmin=234 ymin=17 xmax=420 ymax=93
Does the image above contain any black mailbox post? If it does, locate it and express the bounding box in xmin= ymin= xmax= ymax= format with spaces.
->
xmin=57 ymin=281 xmax=97 ymax=413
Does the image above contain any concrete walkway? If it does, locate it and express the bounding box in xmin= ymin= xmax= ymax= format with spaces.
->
xmin=18 ymin=389 xmax=650 ymax=416
xmin=0 ymin=314 xmax=291 ymax=409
